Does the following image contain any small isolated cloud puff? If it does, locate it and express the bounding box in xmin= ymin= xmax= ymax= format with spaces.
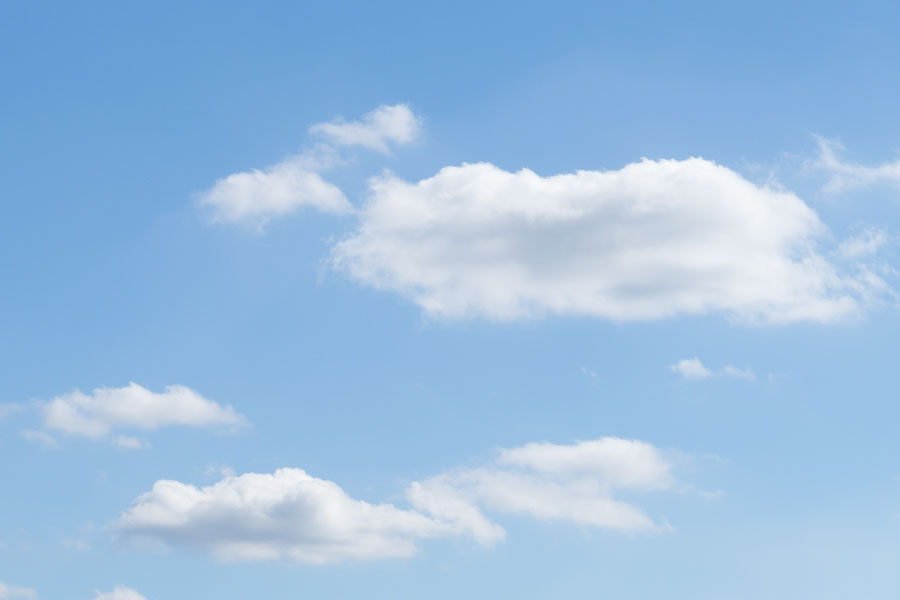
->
xmin=196 ymin=104 xmax=420 ymax=228
xmin=0 ymin=582 xmax=37 ymax=600
xmin=39 ymin=382 xmax=246 ymax=446
xmin=816 ymin=136 xmax=900 ymax=193
xmin=117 ymin=438 xmax=683 ymax=564
xmin=197 ymin=155 xmax=352 ymax=227
xmin=94 ymin=587 xmax=146 ymax=600
xmin=117 ymin=467 xmax=449 ymax=565
xmin=333 ymin=158 xmax=879 ymax=323
xmin=670 ymin=358 xmax=755 ymax=381
xmin=669 ymin=358 xmax=712 ymax=380
xmin=309 ymin=104 xmax=422 ymax=153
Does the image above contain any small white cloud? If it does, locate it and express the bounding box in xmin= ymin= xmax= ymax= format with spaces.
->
xmin=670 ymin=358 xmax=755 ymax=382
xmin=197 ymin=103 xmax=420 ymax=228
xmin=720 ymin=365 xmax=757 ymax=381
xmin=670 ymin=358 xmax=712 ymax=380
xmin=38 ymin=382 xmax=246 ymax=447
xmin=197 ymin=155 xmax=352 ymax=228
xmin=93 ymin=587 xmax=146 ymax=600
xmin=816 ymin=136 xmax=900 ymax=193
xmin=333 ymin=159 xmax=878 ymax=323
xmin=0 ymin=582 xmax=37 ymax=599
xmin=309 ymin=104 xmax=421 ymax=153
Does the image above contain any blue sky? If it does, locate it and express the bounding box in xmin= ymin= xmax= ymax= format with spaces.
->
xmin=4 ymin=1 xmax=900 ymax=598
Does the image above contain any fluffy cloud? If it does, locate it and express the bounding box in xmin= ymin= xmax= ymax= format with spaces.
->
xmin=816 ymin=136 xmax=900 ymax=192
xmin=39 ymin=382 xmax=245 ymax=446
xmin=93 ymin=587 xmax=146 ymax=600
xmin=332 ymin=158 xmax=880 ymax=323
xmin=0 ymin=582 xmax=37 ymax=599
xmin=309 ymin=104 xmax=421 ymax=153
xmin=197 ymin=104 xmax=420 ymax=228
xmin=117 ymin=468 xmax=450 ymax=564
xmin=670 ymin=358 xmax=755 ymax=381
xmin=197 ymin=154 xmax=352 ymax=227
xmin=118 ymin=438 xmax=681 ymax=564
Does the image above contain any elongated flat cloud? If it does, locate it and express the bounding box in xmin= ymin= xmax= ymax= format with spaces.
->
xmin=197 ymin=104 xmax=420 ymax=228
xmin=0 ymin=582 xmax=37 ymax=600
xmin=816 ymin=136 xmax=900 ymax=192
xmin=670 ymin=358 xmax=755 ymax=381
xmin=309 ymin=104 xmax=421 ymax=152
xmin=38 ymin=382 xmax=246 ymax=447
xmin=93 ymin=587 xmax=146 ymax=600
xmin=333 ymin=158 xmax=880 ymax=323
xmin=118 ymin=437 xmax=681 ymax=564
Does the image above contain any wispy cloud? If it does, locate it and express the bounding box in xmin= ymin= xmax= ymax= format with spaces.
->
xmin=815 ymin=136 xmax=900 ymax=193
xmin=670 ymin=358 xmax=755 ymax=382
xmin=93 ymin=587 xmax=146 ymax=600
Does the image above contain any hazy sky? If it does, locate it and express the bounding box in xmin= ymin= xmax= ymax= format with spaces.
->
xmin=4 ymin=2 xmax=900 ymax=599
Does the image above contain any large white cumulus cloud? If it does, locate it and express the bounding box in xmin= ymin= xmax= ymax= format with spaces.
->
xmin=333 ymin=158 xmax=876 ymax=322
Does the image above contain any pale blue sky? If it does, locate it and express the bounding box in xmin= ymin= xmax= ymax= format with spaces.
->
xmin=3 ymin=2 xmax=900 ymax=599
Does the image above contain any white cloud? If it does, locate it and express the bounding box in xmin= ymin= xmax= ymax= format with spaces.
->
xmin=0 ymin=582 xmax=37 ymax=599
xmin=670 ymin=358 xmax=755 ymax=381
xmin=94 ymin=587 xmax=146 ymax=600
xmin=408 ymin=438 xmax=674 ymax=542
xmin=197 ymin=154 xmax=352 ymax=228
xmin=309 ymin=104 xmax=421 ymax=153
xmin=816 ymin=136 xmax=900 ymax=192
xmin=836 ymin=227 xmax=890 ymax=259
xmin=39 ymin=382 xmax=246 ymax=446
xmin=333 ymin=158 xmax=878 ymax=323
xmin=197 ymin=104 xmax=421 ymax=228
xmin=117 ymin=468 xmax=451 ymax=565
xmin=118 ymin=438 xmax=685 ymax=564
xmin=669 ymin=358 xmax=712 ymax=380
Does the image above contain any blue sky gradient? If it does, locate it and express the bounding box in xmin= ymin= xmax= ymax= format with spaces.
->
xmin=3 ymin=2 xmax=900 ymax=598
